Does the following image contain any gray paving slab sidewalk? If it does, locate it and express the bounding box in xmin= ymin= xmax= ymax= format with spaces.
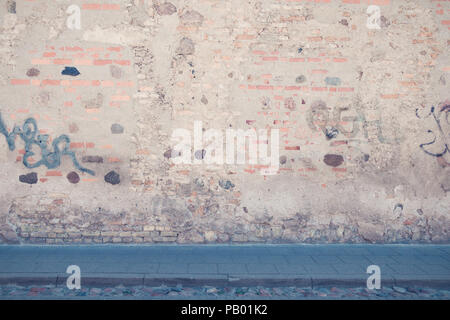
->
xmin=0 ymin=244 xmax=449 ymax=288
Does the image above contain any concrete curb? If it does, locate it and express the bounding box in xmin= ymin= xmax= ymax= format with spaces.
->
xmin=0 ymin=273 xmax=448 ymax=289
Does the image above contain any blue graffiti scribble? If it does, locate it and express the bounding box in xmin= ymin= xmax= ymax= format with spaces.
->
xmin=0 ymin=112 xmax=95 ymax=175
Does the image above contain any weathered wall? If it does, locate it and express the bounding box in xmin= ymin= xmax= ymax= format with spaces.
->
xmin=0 ymin=0 xmax=448 ymax=244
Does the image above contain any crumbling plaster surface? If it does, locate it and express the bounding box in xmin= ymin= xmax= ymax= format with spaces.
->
xmin=0 ymin=0 xmax=448 ymax=244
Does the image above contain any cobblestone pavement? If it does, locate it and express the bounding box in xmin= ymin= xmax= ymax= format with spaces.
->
xmin=1 ymin=285 xmax=449 ymax=300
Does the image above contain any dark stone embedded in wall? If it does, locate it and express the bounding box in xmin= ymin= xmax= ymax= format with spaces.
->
xmin=323 ymin=154 xmax=344 ymax=167
xmin=205 ymin=203 xmax=220 ymax=215
xmin=284 ymin=97 xmax=296 ymax=111
xmin=104 ymin=171 xmax=120 ymax=185
xmin=325 ymin=127 xmax=339 ymax=140
xmin=67 ymin=171 xmax=80 ymax=184
xmin=201 ymin=95 xmax=208 ymax=105
xmin=26 ymin=68 xmax=40 ymax=77
xmin=193 ymin=177 xmax=204 ymax=188
xmin=69 ymin=123 xmax=79 ymax=133
xmin=380 ymin=16 xmax=390 ymax=28
xmin=19 ymin=172 xmax=37 ymax=184
xmin=177 ymin=38 xmax=195 ymax=56
xmin=164 ymin=149 xmax=173 ymax=159
xmin=164 ymin=149 xmax=182 ymax=159
xmin=84 ymin=93 xmax=103 ymax=110
xmin=61 ymin=67 xmax=80 ymax=76
xmin=295 ymin=75 xmax=306 ymax=83
xmin=154 ymin=2 xmax=177 ymax=16
xmin=82 ymin=156 xmax=104 ymax=163
xmin=279 ymin=155 xmax=287 ymax=165
xmin=6 ymin=0 xmax=16 ymax=14
xmin=325 ymin=77 xmax=342 ymax=86
xmin=180 ymin=10 xmax=204 ymax=26
xmin=194 ymin=149 xmax=206 ymax=160
xmin=111 ymin=123 xmax=124 ymax=134
xmin=110 ymin=65 xmax=123 ymax=79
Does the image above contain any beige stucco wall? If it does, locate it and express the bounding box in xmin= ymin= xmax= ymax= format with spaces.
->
xmin=0 ymin=0 xmax=448 ymax=244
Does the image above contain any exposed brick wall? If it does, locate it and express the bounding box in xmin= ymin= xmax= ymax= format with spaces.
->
xmin=0 ymin=0 xmax=448 ymax=244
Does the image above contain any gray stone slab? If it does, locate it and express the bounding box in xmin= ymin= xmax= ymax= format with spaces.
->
xmin=391 ymin=256 xmax=427 ymax=264
xmin=139 ymin=254 xmax=178 ymax=263
xmin=366 ymin=246 xmax=401 ymax=256
xmin=265 ymin=246 xmax=296 ymax=255
xmin=258 ymin=255 xmax=289 ymax=264
xmin=188 ymin=264 xmax=218 ymax=274
xmin=393 ymin=274 xmax=450 ymax=289
xmin=274 ymin=263 xmax=307 ymax=274
xmin=311 ymin=274 xmax=396 ymax=288
xmin=157 ymin=263 xmax=188 ymax=274
xmin=218 ymin=263 xmax=248 ymax=274
xmin=415 ymin=255 xmax=450 ymax=265
xmin=365 ymin=255 xmax=399 ymax=265
xmin=337 ymin=255 xmax=372 ymax=264
xmin=311 ymin=255 xmax=344 ymax=264
xmin=332 ymin=263 xmax=369 ymax=275
xmin=387 ymin=264 xmax=428 ymax=275
xmin=56 ymin=273 xmax=145 ymax=287
xmin=144 ymin=273 xmax=228 ymax=286
xmin=0 ymin=273 xmax=58 ymax=286
xmin=126 ymin=263 xmax=159 ymax=273
xmin=230 ymin=255 xmax=259 ymax=263
xmin=0 ymin=244 xmax=449 ymax=289
xmin=246 ymin=263 xmax=279 ymax=274
xmin=228 ymin=274 xmax=312 ymax=287
xmin=34 ymin=261 xmax=101 ymax=273
xmin=415 ymin=264 xmax=450 ymax=275
xmin=302 ymin=264 xmax=338 ymax=274
xmin=0 ymin=261 xmax=39 ymax=273
xmin=285 ymin=255 xmax=316 ymax=264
